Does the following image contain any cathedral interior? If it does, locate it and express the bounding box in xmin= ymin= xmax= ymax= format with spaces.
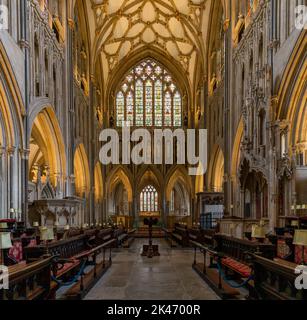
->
xmin=0 ymin=0 xmax=306 ymax=301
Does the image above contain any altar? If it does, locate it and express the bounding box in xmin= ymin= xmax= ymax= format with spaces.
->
xmin=138 ymin=212 xmax=161 ymax=227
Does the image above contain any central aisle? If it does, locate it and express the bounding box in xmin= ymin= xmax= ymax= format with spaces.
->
xmin=85 ymin=239 xmax=219 ymax=300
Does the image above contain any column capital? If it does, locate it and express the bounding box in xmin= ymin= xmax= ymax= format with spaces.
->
xmin=7 ymin=146 xmax=16 ymax=156
xmin=19 ymin=148 xmax=30 ymax=159
xmin=67 ymin=18 xmax=75 ymax=30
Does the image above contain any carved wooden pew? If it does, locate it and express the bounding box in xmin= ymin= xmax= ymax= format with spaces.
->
xmin=122 ymin=229 xmax=136 ymax=248
xmin=63 ymin=238 xmax=117 ymax=299
xmin=171 ymin=223 xmax=190 ymax=247
xmin=113 ymin=228 xmax=129 ymax=247
xmin=23 ymin=233 xmax=116 ymax=299
xmin=188 ymin=228 xmax=215 ymax=247
xmin=0 ymin=257 xmax=53 ymax=300
xmin=190 ymin=240 xmax=241 ymax=299
xmin=162 ymin=228 xmax=177 ymax=247
xmin=252 ymin=255 xmax=307 ymax=300
xmin=94 ymin=228 xmax=114 ymax=246
xmin=214 ymin=234 xmax=275 ymax=280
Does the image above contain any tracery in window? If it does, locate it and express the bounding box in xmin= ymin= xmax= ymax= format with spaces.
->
xmin=140 ymin=185 xmax=158 ymax=212
xmin=116 ymin=59 xmax=182 ymax=128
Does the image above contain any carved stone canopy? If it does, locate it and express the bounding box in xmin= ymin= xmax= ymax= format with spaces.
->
xmin=28 ymin=198 xmax=84 ymax=225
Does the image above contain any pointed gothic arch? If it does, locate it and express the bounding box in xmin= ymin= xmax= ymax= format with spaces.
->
xmin=94 ymin=162 xmax=103 ymax=202
xmin=74 ymin=144 xmax=90 ymax=198
xmin=207 ymin=145 xmax=225 ymax=192
xmin=29 ymin=107 xmax=67 ymax=191
xmin=106 ymin=166 xmax=133 ymax=216
xmin=165 ymin=167 xmax=191 ymax=216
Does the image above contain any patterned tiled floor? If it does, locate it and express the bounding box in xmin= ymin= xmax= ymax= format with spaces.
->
xmin=85 ymin=239 xmax=219 ymax=300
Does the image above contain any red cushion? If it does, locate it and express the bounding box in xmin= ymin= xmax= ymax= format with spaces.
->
xmin=0 ymin=219 xmax=16 ymax=223
xmin=295 ymin=245 xmax=307 ymax=265
xmin=222 ymin=257 xmax=251 ymax=278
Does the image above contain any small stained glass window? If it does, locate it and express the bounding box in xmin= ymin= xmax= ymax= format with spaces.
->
xmin=140 ymin=185 xmax=158 ymax=212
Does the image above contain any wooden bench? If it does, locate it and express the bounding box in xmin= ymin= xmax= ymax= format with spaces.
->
xmin=190 ymin=240 xmax=240 ymax=299
xmin=188 ymin=228 xmax=215 ymax=247
xmin=215 ymin=234 xmax=275 ymax=280
xmin=122 ymin=229 xmax=136 ymax=248
xmin=252 ymin=254 xmax=307 ymax=300
xmin=94 ymin=228 xmax=114 ymax=246
xmin=64 ymin=238 xmax=117 ymax=300
xmin=162 ymin=228 xmax=176 ymax=247
xmin=24 ymin=233 xmax=116 ymax=299
xmin=24 ymin=234 xmax=91 ymax=285
xmin=113 ymin=228 xmax=129 ymax=247
xmin=171 ymin=224 xmax=190 ymax=247
xmin=0 ymin=257 xmax=53 ymax=300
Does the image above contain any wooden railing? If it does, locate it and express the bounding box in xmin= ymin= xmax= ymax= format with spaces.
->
xmin=188 ymin=228 xmax=215 ymax=247
xmin=0 ymin=258 xmax=53 ymax=300
xmin=252 ymin=255 xmax=307 ymax=300
xmin=190 ymin=241 xmax=240 ymax=299
xmin=172 ymin=224 xmax=190 ymax=247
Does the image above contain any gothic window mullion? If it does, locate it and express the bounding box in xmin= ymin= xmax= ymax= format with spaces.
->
xmin=162 ymin=80 xmax=165 ymax=127
xmin=171 ymin=94 xmax=174 ymax=128
xmin=124 ymin=91 xmax=127 ymax=123
xmin=143 ymin=80 xmax=146 ymax=126
xmin=133 ymin=74 xmax=136 ymax=127
xmin=153 ymin=81 xmax=155 ymax=127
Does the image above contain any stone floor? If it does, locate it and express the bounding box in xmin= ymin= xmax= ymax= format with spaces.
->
xmin=85 ymin=239 xmax=220 ymax=300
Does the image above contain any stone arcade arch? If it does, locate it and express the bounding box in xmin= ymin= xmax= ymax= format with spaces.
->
xmin=207 ymin=145 xmax=225 ymax=193
xmin=28 ymin=107 xmax=67 ymax=201
xmin=74 ymin=144 xmax=90 ymax=199
xmin=0 ymin=42 xmax=24 ymax=218
xmin=276 ymin=32 xmax=307 ymax=222
xmin=94 ymin=162 xmax=104 ymax=224
xmin=165 ymin=167 xmax=192 ymax=227
xmin=106 ymin=166 xmax=133 ymax=219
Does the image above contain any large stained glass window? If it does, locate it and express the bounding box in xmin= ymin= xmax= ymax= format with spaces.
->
xmin=115 ymin=59 xmax=182 ymax=127
xmin=140 ymin=185 xmax=159 ymax=212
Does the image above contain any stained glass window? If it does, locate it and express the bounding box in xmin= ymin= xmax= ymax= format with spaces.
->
xmin=140 ymin=185 xmax=158 ymax=212
xmin=115 ymin=59 xmax=182 ymax=128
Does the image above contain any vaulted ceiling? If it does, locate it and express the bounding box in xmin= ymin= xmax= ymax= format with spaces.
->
xmin=90 ymin=0 xmax=209 ymax=88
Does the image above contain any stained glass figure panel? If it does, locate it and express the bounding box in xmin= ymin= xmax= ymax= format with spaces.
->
xmin=155 ymin=80 xmax=163 ymax=127
xmin=135 ymin=80 xmax=144 ymax=126
xmin=164 ymin=91 xmax=172 ymax=127
xmin=173 ymin=92 xmax=182 ymax=127
xmin=145 ymin=80 xmax=153 ymax=126
xmin=116 ymin=91 xmax=125 ymax=127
